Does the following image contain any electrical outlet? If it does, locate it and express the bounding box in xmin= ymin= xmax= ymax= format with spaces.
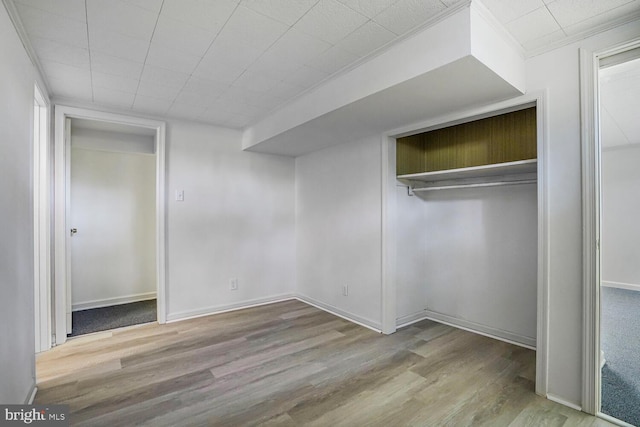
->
xmin=342 ymin=285 xmax=349 ymax=296
xmin=175 ymin=190 xmax=184 ymax=201
xmin=229 ymin=278 xmax=238 ymax=291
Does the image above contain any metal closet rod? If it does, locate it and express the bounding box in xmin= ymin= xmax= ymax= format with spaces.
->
xmin=412 ymin=179 xmax=537 ymax=192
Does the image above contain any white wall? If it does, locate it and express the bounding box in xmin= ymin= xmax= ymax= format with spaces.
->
xmin=0 ymin=1 xmax=45 ymax=404
xmin=525 ymin=19 xmax=640 ymax=405
xmin=71 ymin=127 xmax=155 ymax=154
xmin=166 ymin=120 xmax=296 ymax=320
xmin=419 ymin=185 xmax=537 ymax=345
xmin=70 ymin=128 xmax=156 ymax=310
xmin=395 ymin=185 xmax=428 ymax=325
xmin=395 ymin=181 xmax=537 ymax=344
xmin=602 ymin=146 xmax=640 ymax=290
xmin=296 ymin=136 xmax=383 ymax=329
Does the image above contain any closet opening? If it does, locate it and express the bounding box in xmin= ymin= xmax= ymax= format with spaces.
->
xmin=392 ymin=103 xmax=541 ymax=390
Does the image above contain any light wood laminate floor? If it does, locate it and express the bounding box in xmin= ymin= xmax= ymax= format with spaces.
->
xmin=36 ymin=300 xmax=613 ymax=426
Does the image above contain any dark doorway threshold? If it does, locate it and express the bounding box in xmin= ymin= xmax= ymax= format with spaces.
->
xmin=69 ymin=299 xmax=157 ymax=337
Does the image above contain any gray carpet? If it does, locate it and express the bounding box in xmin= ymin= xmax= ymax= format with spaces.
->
xmin=601 ymin=287 xmax=640 ymax=426
xmin=69 ymin=299 xmax=157 ymax=337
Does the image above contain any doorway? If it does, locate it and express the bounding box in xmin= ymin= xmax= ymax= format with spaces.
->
xmin=53 ymin=106 xmax=166 ymax=347
xmin=67 ymin=118 xmax=158 ymax=337
xmin=580 ymin=40 xmax=640 ymax=426
xmin=599 ymin=54 xmax=640 ymax=426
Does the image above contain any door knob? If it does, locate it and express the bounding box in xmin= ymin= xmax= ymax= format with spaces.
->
xmin=70 ymin=228 xmax=77 ymax=236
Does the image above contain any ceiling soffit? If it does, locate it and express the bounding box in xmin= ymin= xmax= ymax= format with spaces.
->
xmin=243 ymin=3 xmax=525 ymax=157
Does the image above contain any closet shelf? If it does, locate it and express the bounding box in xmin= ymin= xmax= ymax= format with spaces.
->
xmin=397 ymin=159 xmax=537 ymax=192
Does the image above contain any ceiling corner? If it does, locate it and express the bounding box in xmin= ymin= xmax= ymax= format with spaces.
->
xmin=2 ymin=0 xmax=52 ymax=98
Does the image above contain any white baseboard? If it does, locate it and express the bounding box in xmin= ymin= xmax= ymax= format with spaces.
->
xmin=597 ymin=412 xmax=636 ymax=427
xmin=547 ymin=393 xmax=582 ymax=411
xmin=423 ymin=309 xmax=536 ymax=349
xmin=396 ymin=311 xmax=430 ymax=329
xmin=602 ymin=281 xmax=640 ymax=292
xmin=295 ymin=294 xmax=382 ymax=333
xmin=166 ymin=294 xmax=295 ymax=323
xmin=25 ymin=383 xmax=37 ymax=404
xmin=72 ymin=292 xmax=157 ymax=311
xmin=166 ymin=293 xmax=382 ymax=334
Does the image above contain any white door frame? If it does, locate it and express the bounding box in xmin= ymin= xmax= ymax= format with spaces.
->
xmin=33 ymin=83 xmax=51 ymax=353
xmin=580 ymin=38 xmax=640 ymax=416
xmin=53 ymin=105 xmax=166 ymax=346
xmin=381 ymin=91 xmax=549 ymax=396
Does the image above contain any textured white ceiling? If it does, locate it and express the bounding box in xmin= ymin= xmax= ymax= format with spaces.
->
xmin=10 ymin=0 xmax=640 ymax=129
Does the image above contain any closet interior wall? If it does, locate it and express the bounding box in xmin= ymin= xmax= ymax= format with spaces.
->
xmin=395 ymin=107 xmax=538 ymax=348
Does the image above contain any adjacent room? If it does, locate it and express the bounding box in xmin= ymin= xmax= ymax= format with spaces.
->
xmin=67 ymin=119 xmax=159 ymax=337
xmin=1 ymin=0 xmax=639 ymax=425
xmin=599 ymin=55 xmax=640 ymax=427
